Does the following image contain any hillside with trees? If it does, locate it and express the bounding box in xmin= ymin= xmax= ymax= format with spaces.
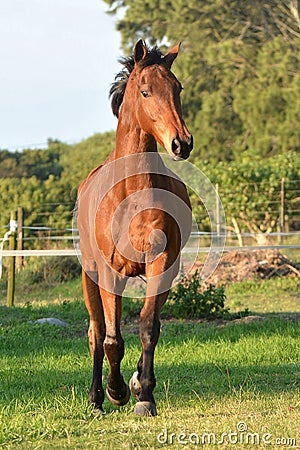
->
xmin=0 ymin=133 xmax=115 ymax=238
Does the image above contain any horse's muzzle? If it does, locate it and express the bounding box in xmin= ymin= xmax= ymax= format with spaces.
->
xmin=171 ymin=135 xmax=193 ymax=160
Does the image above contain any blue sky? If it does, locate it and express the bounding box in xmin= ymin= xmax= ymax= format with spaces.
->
xmin=0 ymin=0 xmax=122 ymax=150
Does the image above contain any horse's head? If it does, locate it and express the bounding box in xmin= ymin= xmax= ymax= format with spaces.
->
xmin=111 ymin=40 xmax=193 ymax=160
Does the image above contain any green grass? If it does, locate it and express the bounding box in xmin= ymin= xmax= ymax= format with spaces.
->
xmin=0 ymin=276 xmax=299 ymax=449
xmin=226 ymin=276 xmax=300 ymax=314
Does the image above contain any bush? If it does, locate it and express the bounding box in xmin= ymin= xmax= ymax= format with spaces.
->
xmin=18 ymin=256 xmax=81 ymax=286
xmin=39 ymin=256 xmax=81 ymax=283
xmin=166 ymin=271 xmax=229 ymax=319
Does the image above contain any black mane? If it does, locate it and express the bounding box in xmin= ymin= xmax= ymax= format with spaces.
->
xmin=109 ymin=44 xmax=164 ymax=117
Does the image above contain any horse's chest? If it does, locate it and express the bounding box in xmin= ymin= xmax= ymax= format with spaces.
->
xmin=116 ymin=205 xmax=170 ymax=253
xmin=102 ymin=200 xmax=175 ymax=272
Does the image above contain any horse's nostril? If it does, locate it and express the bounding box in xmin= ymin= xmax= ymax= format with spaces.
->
xmin=172 ymin=138 xmax=181 ymax=155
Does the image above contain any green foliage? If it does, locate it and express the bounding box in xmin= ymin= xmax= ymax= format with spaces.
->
xmin=0 ymin=148 xmax=63 ymax=180
xmin=15 ymin=257 xmax=81 ymax=286
xmin=0 ymin=133 xmax=115 ymax=235
xmin=191 ymin=151 xmax=300 ymax=240
xmin=233 ymin=37 xmax=300 ymax=157
xmin=58 ymin=132 xmax=115 ymax=190
xmin=227 ymin=153 xmax=298 ymax=234
xmin=167 ymin=271 xmax=228 ymax=319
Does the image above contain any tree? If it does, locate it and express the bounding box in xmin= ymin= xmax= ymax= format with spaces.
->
xmin=233 ymin=37 xmax=300 ymax=157
xmin=0 ymin=147 xmax=63 ymax=180
xmin=102 ymin=0 xmax=300 ymax=161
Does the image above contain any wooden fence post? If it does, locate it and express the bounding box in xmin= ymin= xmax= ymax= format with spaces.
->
xmin=7 ymin=211 xmax=17 ymax=307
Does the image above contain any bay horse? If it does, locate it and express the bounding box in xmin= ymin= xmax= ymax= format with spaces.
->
xmin=77 ymin=40 xmax=193 ymax=416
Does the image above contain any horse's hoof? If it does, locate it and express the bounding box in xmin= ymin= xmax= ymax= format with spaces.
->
xmin=129 ymin=371 xmax=141 ymax=398
xmin=93 ymin=406 xmax=105 ymax=415
xmin=133 ymin=401 xmax=157 ymax=417
xmin=89 ymin=388 xmax=104 ymax=409
xmin=106 ymin=383 xmax=131 ymax=406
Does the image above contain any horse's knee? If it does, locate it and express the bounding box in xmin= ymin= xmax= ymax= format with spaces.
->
xmin=104 ymin=334 xmax=130 ymax=406
xmin=104 ymin=335 xmax=125 ymax=363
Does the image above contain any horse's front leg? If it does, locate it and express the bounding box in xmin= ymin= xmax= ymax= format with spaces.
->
xmin=100 ymin=288 xmax=131 ymax=407
xmin=131 ymin=289 xmax=169 ymax=416
xmin=130 ymin=252 xmax=179 ymax=416
xmin=82 ymin=269 xmax=106 ymax=412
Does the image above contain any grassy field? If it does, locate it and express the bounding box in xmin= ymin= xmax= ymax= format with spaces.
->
xmin=0 ymin=275 xmax=299 ymax=449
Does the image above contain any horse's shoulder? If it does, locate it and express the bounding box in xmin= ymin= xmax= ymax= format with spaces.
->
xmin=78 ymin=164 xmax=103 ymax=193
xmin=166 ymin=170 xmax=191 ymax=207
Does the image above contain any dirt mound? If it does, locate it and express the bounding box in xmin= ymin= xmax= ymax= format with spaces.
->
xmin=194 ymin=250 xmax=300 ymax=286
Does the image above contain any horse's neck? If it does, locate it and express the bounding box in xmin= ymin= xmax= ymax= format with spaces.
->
xmin=103 ymin=118 xmax=167 ymax=188
xmin=115 ymin=117 xmax=157 ymax=157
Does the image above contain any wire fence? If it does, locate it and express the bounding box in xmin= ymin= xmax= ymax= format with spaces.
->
xmin=1 ymin=244 xmax=300 ymax=258
xmin=1 ymin=230 xmax=300 ymax=256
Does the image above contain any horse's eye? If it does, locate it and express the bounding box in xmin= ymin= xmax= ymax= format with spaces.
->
xmin=141 ymin=90 xmax=150 ymax=98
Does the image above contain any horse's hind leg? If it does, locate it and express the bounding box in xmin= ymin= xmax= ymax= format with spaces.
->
xmin=82 ymin=269 xmax=106 ymax=411
xmin=100 ymin=288 xmax=130 ymax=407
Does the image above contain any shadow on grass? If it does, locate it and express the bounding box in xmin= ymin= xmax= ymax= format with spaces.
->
xmin=1 ymin=360 xmax=299 ymax=409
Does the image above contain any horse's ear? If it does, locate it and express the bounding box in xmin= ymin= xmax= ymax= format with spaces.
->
xmin=134 ymin=39 xmax=147 ymax=64
xmin=163 ymin=42 xmax=181 ymax=69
